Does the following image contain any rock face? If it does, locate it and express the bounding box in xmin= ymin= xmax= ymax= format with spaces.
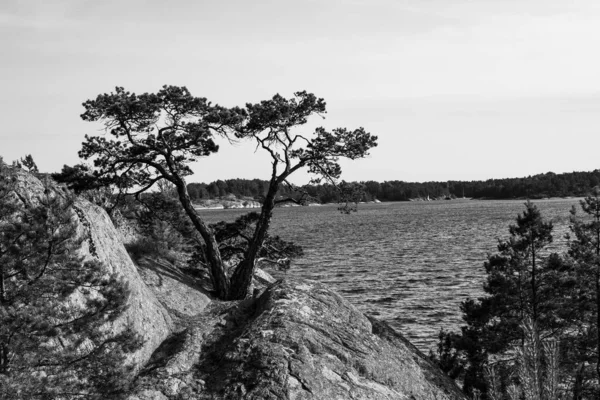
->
xmin=74 ymin=199 xmax=175 ymax=369
xmin=10 ymin=170 xmax=174 ymax=372
xmin=136 ymin=257 xmax=211 ymax=323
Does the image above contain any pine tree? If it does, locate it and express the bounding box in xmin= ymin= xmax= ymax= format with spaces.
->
xmin=435 ymin=201 xmax=557 ymax=397
xmin=502 ymin=200 xmax=554 ymax=324
xmin=77 ymin=86 xmax=377 ymax=300
xmin=567 ymin=188 xmax=600 ymax=395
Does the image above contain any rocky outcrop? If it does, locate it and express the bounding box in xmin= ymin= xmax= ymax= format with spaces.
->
xmin=10 ymin=171 xmax=174 ymax=373
xmin=130 ymin=279 xmax=466 ymax=399
xmin=204 ymin=279 xmax=465 ymax=400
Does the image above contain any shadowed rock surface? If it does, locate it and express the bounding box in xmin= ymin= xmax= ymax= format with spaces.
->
xmin=136 ymin=257 xmax=211 ymax=324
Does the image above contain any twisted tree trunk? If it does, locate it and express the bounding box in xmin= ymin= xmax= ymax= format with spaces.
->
xmin=229 ymin=178 xmax=280 ymax=300
xmin=174 ymin=178 xmax=230 ymax=299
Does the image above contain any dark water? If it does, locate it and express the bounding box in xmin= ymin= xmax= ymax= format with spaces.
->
xmin=198 ymin=198 xmax=580 ymax=352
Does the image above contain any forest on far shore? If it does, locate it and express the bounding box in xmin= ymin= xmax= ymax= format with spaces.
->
xmin=187 ymin=169 xmax=600 ymax=203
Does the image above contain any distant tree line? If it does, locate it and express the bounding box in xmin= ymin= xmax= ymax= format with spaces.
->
xmin=187 ymin=180 xmax=345 ymax=204
xmin=187 ymin=170 xmax=600 ymax=203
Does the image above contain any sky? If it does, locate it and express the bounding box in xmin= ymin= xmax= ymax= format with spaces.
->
xmin=1 ymin=0 xmax=599 ymax=184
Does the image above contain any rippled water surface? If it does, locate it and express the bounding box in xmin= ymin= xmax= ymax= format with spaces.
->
xmin=198 ymin=199 xmax=580 ymax=351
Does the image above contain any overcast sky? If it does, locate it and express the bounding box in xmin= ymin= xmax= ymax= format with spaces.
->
xmin=2 ymin=0 xmax=599 ymax=184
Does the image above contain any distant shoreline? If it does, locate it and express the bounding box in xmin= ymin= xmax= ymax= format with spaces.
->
xmin=194 ymin=196 xmax=584 ymax=210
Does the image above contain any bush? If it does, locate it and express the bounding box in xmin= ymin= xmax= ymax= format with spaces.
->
xmin=124 ymin=237 xmax=178 ymax=265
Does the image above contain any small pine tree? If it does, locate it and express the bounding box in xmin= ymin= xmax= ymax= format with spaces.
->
xmin=20 ymin=154 xmax=38 ymax=173
xmin=210 ymin=211 xmax=303 ymax=273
